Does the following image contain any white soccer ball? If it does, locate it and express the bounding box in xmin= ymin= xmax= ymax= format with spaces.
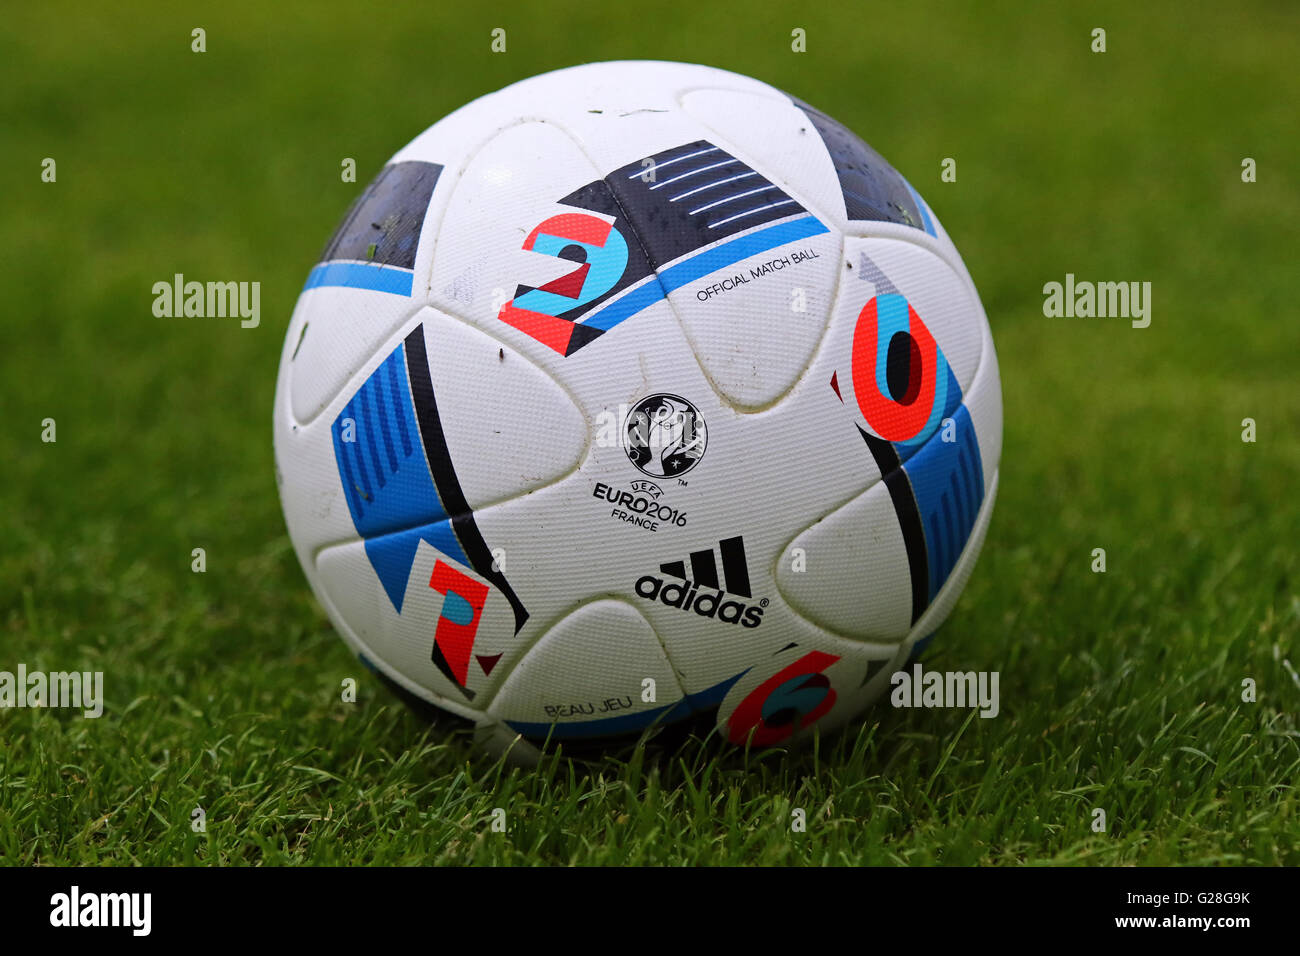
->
xmin=273 ymin=61 xmax=1002 ymax=757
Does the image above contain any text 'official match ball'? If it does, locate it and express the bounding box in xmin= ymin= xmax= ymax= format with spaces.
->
xmin=273 ymin=61 xmax=1002 ymax=757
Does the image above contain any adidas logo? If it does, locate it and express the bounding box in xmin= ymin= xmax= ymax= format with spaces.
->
xmin=633 ymin=536 xmax=765 ymax=628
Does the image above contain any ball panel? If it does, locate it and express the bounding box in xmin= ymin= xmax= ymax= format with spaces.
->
xmin=316 ymin=534 xmax=525 ymax=705
xmin=679 ymin=88 xmax=851 ymax=231
xmin=908 ymin=467 xmax=999 ymax=646
xmin=466 ymin=61 xmax=785 ymax=153
xmin=486 ymin=599 xmax=687 ymax=740
xmin=419 ymin=309 xmax=588 ymax=510
xmin=273 ymin=303 xmax=415 ymax=561
xmin=427 ymin=119 xmax=617 ymax=370
xmin=837 ymin=235 xmax=985 ymax=403
xmin=662 ymin=221 xmax=842 ymax=410
xmin=966 ymin=317 xmax=1004 ymax=489
xmin=775 ymin=476 xmax=914 ymax=641
xmin=286 ymin=157 xmax=458 ymax=425
xmin=710 ymin=631 xmax=904 ymax=748
xmin=287 ymin=288 xmax=425 ymax=428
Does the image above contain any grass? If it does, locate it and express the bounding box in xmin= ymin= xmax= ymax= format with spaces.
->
xmin=1 ymin=0 xmax=1298 ymax=865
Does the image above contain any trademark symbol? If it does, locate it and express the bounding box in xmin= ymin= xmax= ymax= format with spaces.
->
xmin=677 ymin=479 xmax=688 ymax=487
xmin=759 ymin=598 xmax=770 ymax=608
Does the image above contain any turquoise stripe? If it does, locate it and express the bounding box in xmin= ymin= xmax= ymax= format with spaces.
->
xmin=305 ymin=261 xmax=414 ymax=296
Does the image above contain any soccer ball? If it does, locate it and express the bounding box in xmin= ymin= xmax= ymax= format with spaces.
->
xmin=273 ymin=61 xmax=1002 ymax=757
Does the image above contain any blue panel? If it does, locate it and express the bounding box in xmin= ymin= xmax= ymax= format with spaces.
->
xmin=331 ymin=343 xmax=467 ymax=612
xmin=903 ymin=402 xmax=985 ymax=600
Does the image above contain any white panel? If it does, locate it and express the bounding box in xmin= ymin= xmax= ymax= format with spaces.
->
xmin=668 ymin=227 xmax=842 ymax=409
xmin=488 ymin=599 xmax=685 ymax=737
xmin=417 ymin=312 xmax=588 ymax=509
xmin=775 ymin=476 xmax=914 ymax=641
xmin=287 ymin=285 xmax=421 ymax=427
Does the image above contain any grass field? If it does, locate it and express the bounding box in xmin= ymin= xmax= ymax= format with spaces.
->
xmin=1 ymin=0 xmax=1298 ymax=865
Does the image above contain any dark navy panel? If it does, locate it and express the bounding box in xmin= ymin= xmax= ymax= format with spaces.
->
xmin=320 ymin=161 xmax=444 ymax=268
xmin=589 ymin=140 xmax=810 ymax=270
xmin=790 ymin=97 xmax=926 ymax=230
